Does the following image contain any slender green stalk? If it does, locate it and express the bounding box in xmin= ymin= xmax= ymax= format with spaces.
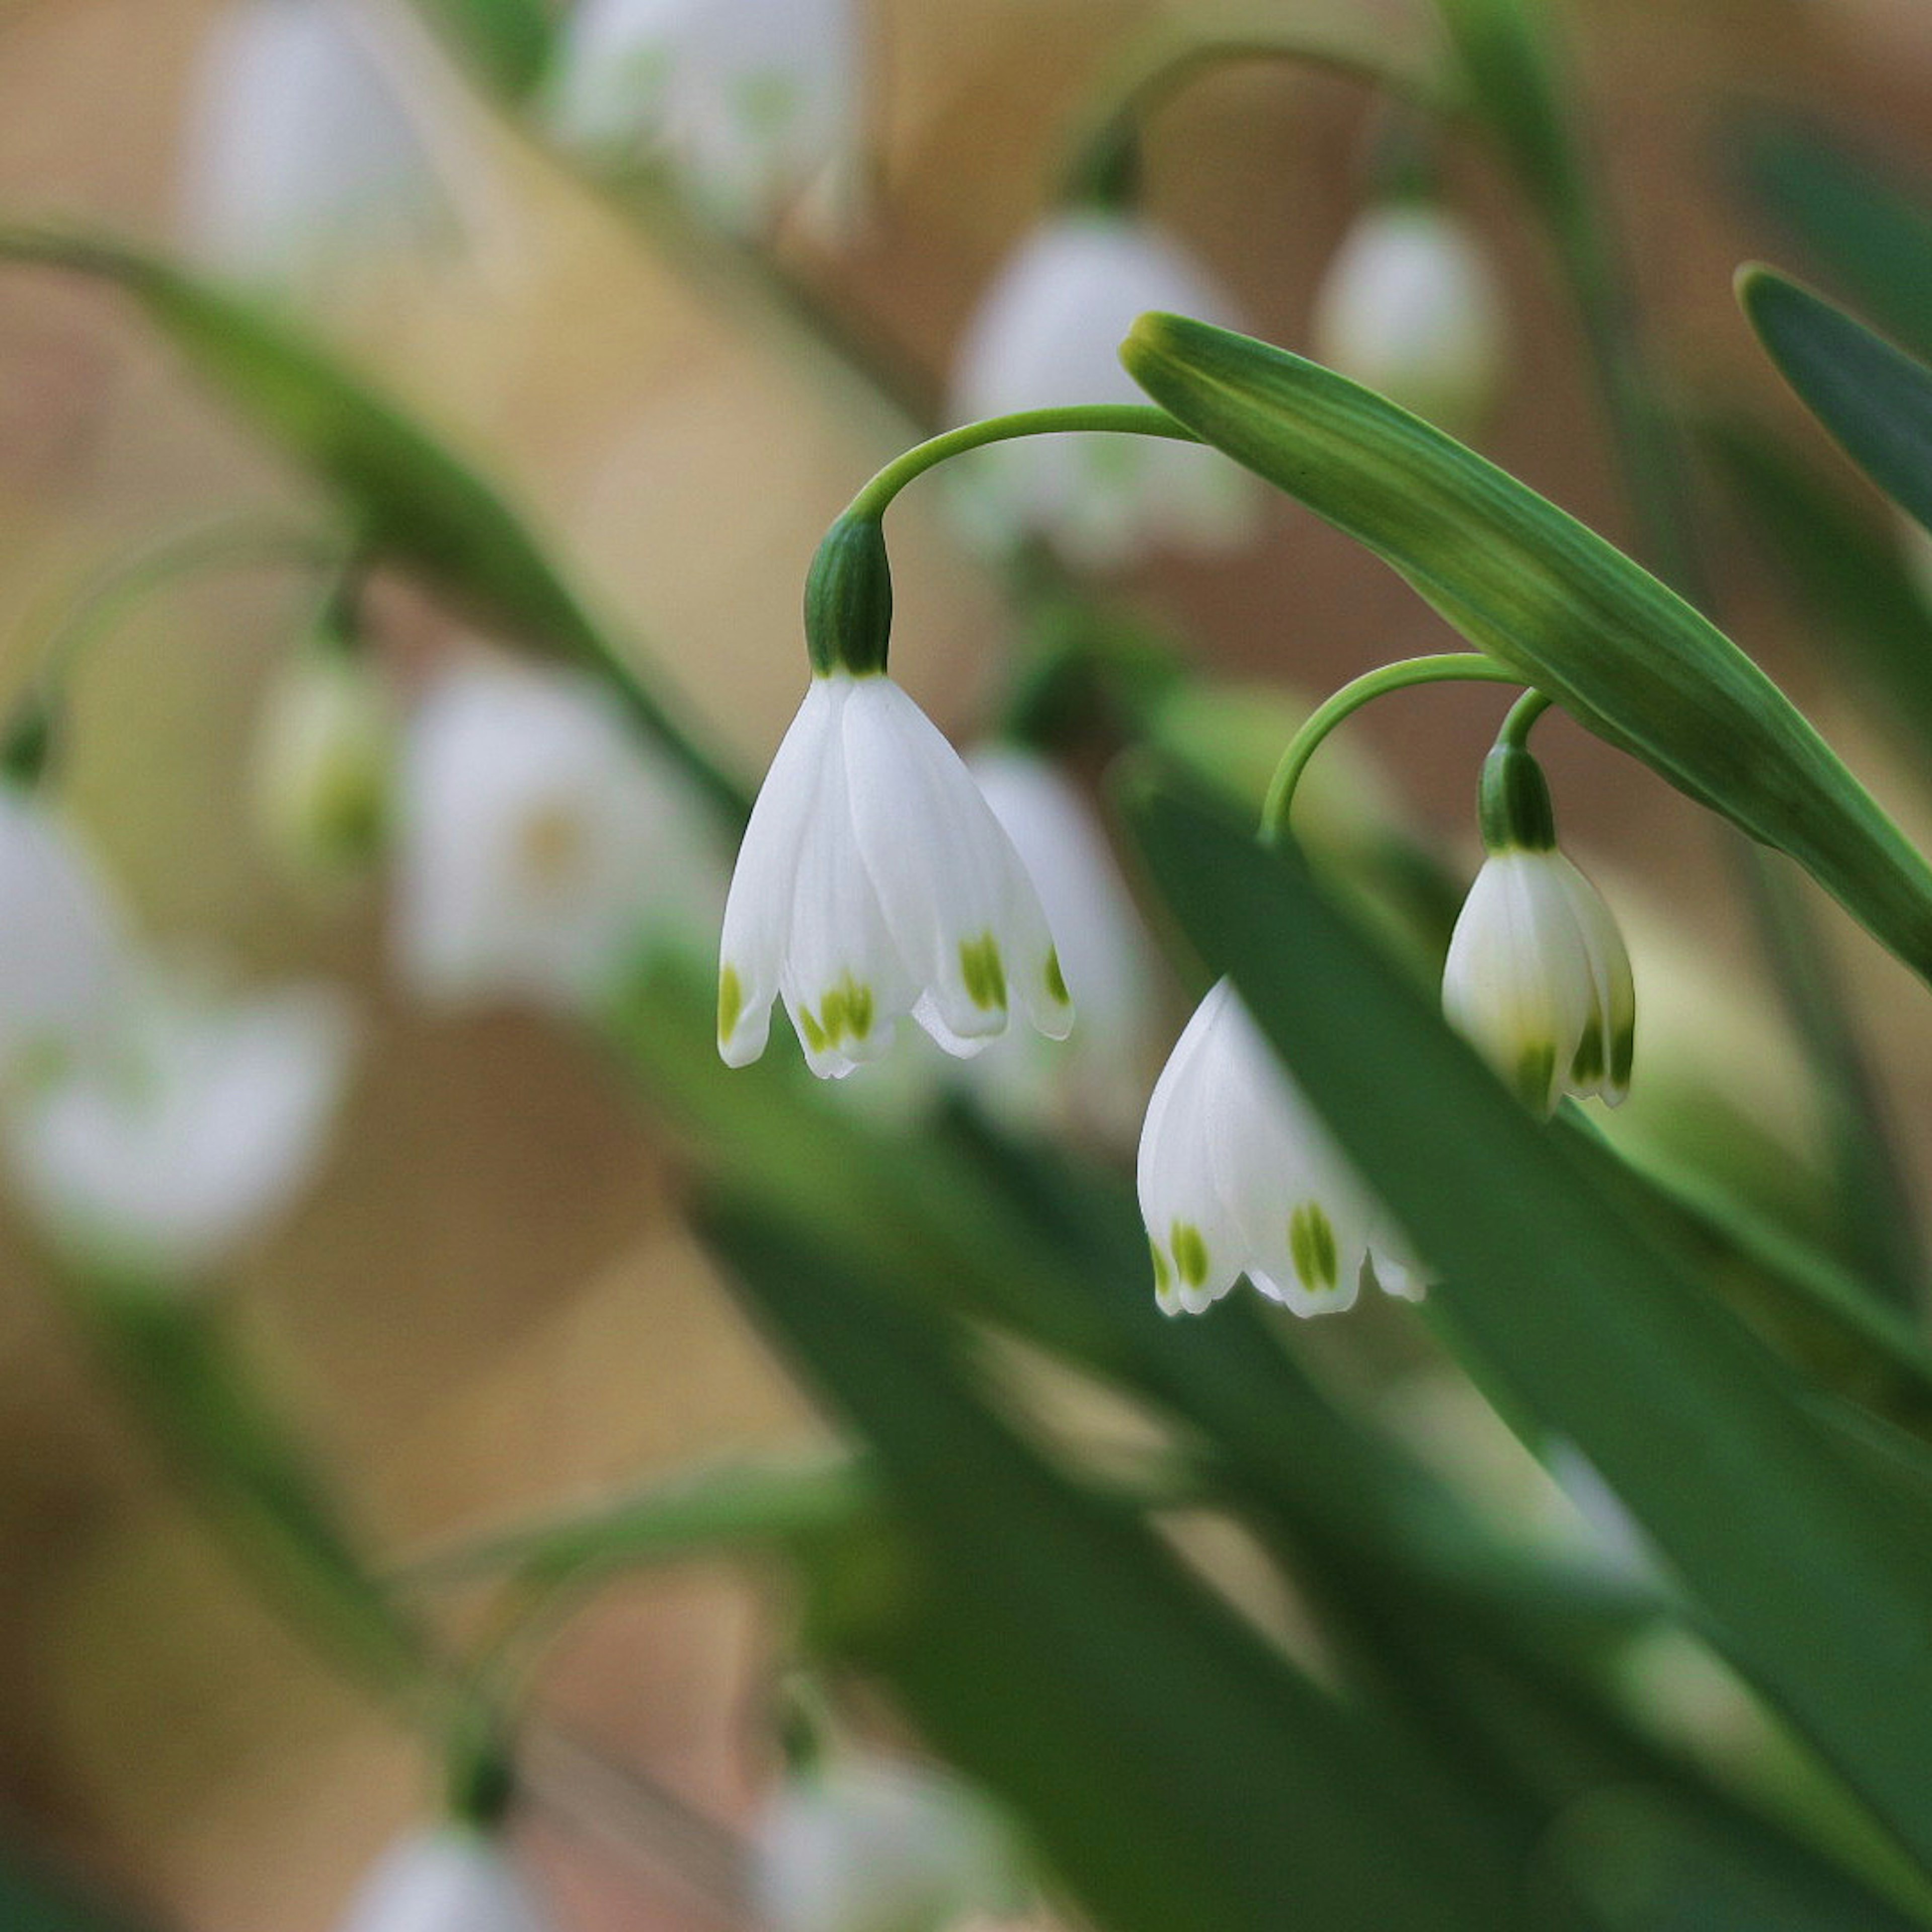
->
xmin=1260 ymin=654 xmax=1520 ymax=847
xmin=1496 ymin=687 xmax=1552 ymax=751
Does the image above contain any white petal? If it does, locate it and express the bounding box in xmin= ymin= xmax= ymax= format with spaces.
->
xmin=1548 ymin=853 xmax=1636 ymax=1104
xmin=333 ymin=1829 xmax=553 ymax=1932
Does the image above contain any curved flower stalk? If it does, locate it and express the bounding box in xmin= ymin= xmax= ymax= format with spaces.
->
xmin=718 ymin=673 xmax=1073 ymax=1077
xmin=394 ymin=657 xmax=725 ymax=1015
xmin=3 ymin=976 xmax=355 ymax=1284
xmin=958 ymin=745 xmax=1157 ymax=1138
xmin=1138 ymin=977 xmax=1420 ymax=1318
xmin=755 ymin=1755 xmax=1026 ymax=1932
xmin=1442 ymin=742 xmax=1635 ymax=1115
xmin=548 ymin=0 xmax=861 ymax=233
xmin=1309 ymin=201 xmax=1506 ymax=433
xmin=947 ymin=211 xmax=1261 ymax=567
xmin=177 ymin=0 xmax=458 ymax=287
xmin=331 ymin=1829 xmax=553 ymax=1932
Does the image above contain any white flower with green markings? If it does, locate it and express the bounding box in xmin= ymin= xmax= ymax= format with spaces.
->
xmin=332 ymin=1829 xmax=553 ymax=1932
xmin=1137 ymin=976 xmax=1419 ymax=1318
xmin=718 ymin=672 xmax=1073 ymax=1078
xmin=1442 ymin=742 xmax=1635 ymax=1115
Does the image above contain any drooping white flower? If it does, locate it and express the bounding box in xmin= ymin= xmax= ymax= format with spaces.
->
xmin=548 ymin=0 xmax=860 ymax=233
xmin=1442 ymin=847 xmax=1635 ymax=1116
xmin=958 ymin=745 xmax=1156 ymax=1138
xmin=394 ymin=658 xmax=724 ymax=1014
xmin=1137 ymin=977 xmax=1419 ymax=1318
xmin=947 ymin=210 xmax=1262 ymax=568
xmin=754 ymin=1756 xmax=1025 ymax=1932
xmin=178 ymin=0 xmax=456 ymax=286
xmin=332 ymin=1829 xmax=553 ymax=1932
xmin=718 ymin=672 xmax=1073 ymax=1078
xmin=3 ymin=976 xmax=355 ymax=1283
xmin=0 ymin=784 xmax=127 ymax=1086
xmin=1309 ymin=201 xmax=1505 ymax=432
xmin=252 ymin=644 xmax=398 ymax=883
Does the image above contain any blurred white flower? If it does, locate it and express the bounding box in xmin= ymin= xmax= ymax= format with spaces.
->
xmin=178 ymin=0 xmax=455 ymax=285
xmin=958 ymin=746 xmax=1155 ymax=1138
xmin=1309 ymin=202 xmax=1505 ymax=433
xmin=718 ymin=673 xmax=1073 ymax=1078
xmin=333 ymin=1829 xmax=552 ymax=1932
xmin=4 ymin=977 xmax=355 ymax=1283
xmin=549 ymin=0 xmax=861 ymax=232
xmin=755 ymin=1756 xmax=1024 ymax=1932
xmin=0 ymin=785 xmax=127 ymax=1086
xmin=252 ymin=645 xmax=398 ymax=883
xmin=1138 ymin=977 xmax=1419 ymax=1318
xmin=394 ymin=658 xmax=724 ymax=1014
xmin=948 ymin=210 xmax=1263 ymax=568
xmin=1443 ymin=846 xmax=1635 ymax=1116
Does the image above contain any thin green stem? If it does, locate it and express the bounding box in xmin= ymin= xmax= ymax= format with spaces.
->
xmin=843 ymin=406 xmax=1198 ymax=524
xmin=1497 ymin=688 xmax=1553 ymax=751
xmin=1260 ymin=653 xmax=1519 ymax=847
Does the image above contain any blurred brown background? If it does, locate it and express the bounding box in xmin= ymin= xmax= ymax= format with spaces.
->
xmin=3 ymin=0 xmax=1932 ymax=1925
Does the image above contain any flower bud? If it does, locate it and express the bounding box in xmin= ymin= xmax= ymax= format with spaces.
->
xmin=1310 ymin=202 xmax=1505 ymax=433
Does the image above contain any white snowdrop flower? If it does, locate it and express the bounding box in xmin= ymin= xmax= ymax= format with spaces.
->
xmin=178 ymin=0 xmax=455 ymax=286
xmin=4 ymin=976 xmax=355 ymax=1283
xmin=549 ymin=0 xmax=860 ymax=233
xmin=332 ymin=1829 xmax=553 ymax=1932
xmin=395 ymin=657 xmax=724 ymax=1014
xmin=755 ymin=1756 xmax=1024 ymax=1932
xmin=948 ymin=210 xmax=1262 ymax=568
xmin=1309 ymin=201 xmax=1506 ymax=433
xmin=252 ymin=644 xmax=398 ymax=882
xmin=1442 ymin=745 xmax=1635 ymax=1116
xmin=960 ymin=745 xmax=1156 ymax=1138
xmin=718 ymin=673 xmax=1073 ymax=1079
xmin=0 ymin=784 xmax=127 ymax=1086
xmin=1138 ymin=977 xmax=1420 ymax=1319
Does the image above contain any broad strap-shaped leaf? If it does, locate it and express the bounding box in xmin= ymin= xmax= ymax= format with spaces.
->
xmin=1742 ymin=266 xmax=1932 ymax=547
xmin=1121 ymin=310 xmax=1932 ymax=990
xmin=1130 ymin=784 xmax=1932 ymax=1877
xmin=0 ymin=226 xmax=747 ymax=826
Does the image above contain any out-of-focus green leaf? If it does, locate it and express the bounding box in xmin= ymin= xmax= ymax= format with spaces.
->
xmin=1735 ymin=118 xmax=1932 ymax=365
xmin=703 ymin=1200 xmax=1530 ymax=1932
xmin=1120 ymin=310 xmax=1932 ymax=991
xmin=1130 ymin=784 xmax=1932 ymax=1876
xmin=0 ymin=226 xmax=747 ymax=828
xmin=409 ymin=0 xmax=552 ymax=98
xmin=0 ymin=1853 xmax=155 ymax=1932
xmin=1703 ymin=414 xmax=1932 ymax=760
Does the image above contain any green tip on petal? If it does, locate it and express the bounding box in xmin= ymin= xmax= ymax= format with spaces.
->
xmin=1569 ymin=1020 xmax=1605 ymax=1089
xmin=1043 ymin=946 xmax=1071 ymax=1007
xmin=1150 ymin=1239 xmax=1173 ymax=1295
xmin=960 ymin=932 xmax=1009 ymax=1013
xmin=1611 ymin=1020 xmax=1635 ymax=1091
xmin=1288 ymin=1201 xmax=1340 ymax=1293
xmin=1170 ymin=1222 xmax=1210 ymax=1289
xmin=718 ymin=964 xmax=745 ymax=1044
xmin=1514 ymin=1040 xmax=1558 ymax=1112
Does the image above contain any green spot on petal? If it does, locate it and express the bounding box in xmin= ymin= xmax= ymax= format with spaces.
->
xmin=717 ymin=964 xmax=744 ymax=1043
xmin=1171 ymin=1222 xmax=1209 ymax=1289
xmin=1612 ymin=1020 xmax=1635 ymax=1090
xmin=1514 ymin=1041 xmax=1557 ymax=1112
xmin=1043 ymin=947 xmax=1070 ymax=1007
xmin=798 ymin=1006 xmax=829 ymax=1055
xmin=1570 ymin=1021 xmax=1604 ymax=1088
xmin=1288 ymin=1201 xmax=1339 ymax=1293
xmin=817 ymin=974 xmax=876 ymax=1048
xmin=960 ymin=932 xmax=1009 ymax=1012
xmin=1150 ymin=1240 xmax=1173 ymax=1294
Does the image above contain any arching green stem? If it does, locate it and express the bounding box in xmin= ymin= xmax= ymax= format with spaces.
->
xmin=1260 ymin=653 xmax=1521 ymax=847
xmin=843 ymin=406 xmax=1199 ymax=524
xmin=1497 ymin=687 xmax=1553 ymax=751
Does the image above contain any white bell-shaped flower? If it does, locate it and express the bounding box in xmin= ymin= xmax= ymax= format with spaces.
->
xmin=1442 ymin=847 xmax=1635 ymax=1115
xmin=178 ymin=0 xmax=453 ymax=286
xmin=0 ymin=784 xmax=127 ymax=1085
xmin=755 ymin=1756 xmax=1024 ymax=1932
xmin=332 ymin=1828 xmax=553 ymax=1932
xmin=394 ymin=658 xmax=724 ymax=1014
xmin=4 ymin=975 xmax=355 ymax=1283
xmin=718 ymin=672 xmax=1073 ymax=1079
xmin=549 ymin=0 xmax=860 ymax=232
xmin=1309 ymin=201 xmax=1505 ymax=433
xmin=958 ymin=745 xmax=1156 ymax=1138
xmin=1138 ymin=977 xmax=1420 ymax=1318
xmin=947 ymin=210 xmax=1262 ymax=568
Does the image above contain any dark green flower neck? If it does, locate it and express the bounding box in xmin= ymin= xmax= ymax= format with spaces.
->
xmin=805 ymin=515 xmax=894 ymax=676
xmin=1478 ymin=742 xmax=1557 ymax=854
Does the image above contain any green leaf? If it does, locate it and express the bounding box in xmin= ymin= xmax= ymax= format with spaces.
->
xmin=1120 ymin=310 xmax=1932 ymax=991
xmin=1734 ymin=117 xmax=1932 ymax=365
xmin=1741 ymin=266 xmax=1932 ymax=550
xmin=0 ymin=226 xmax=747 ymax=828
xmin=0 ymin=1853 xmax=155 ymax=1932
xmin=1129 ymin=784 xmax=1932 ymax=1877
xmin=409 ymin=0 xmax=552 ymax=98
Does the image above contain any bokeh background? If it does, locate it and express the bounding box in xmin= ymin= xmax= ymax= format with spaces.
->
xmin=4 ymin=0 xmax=1932 ymax=1924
